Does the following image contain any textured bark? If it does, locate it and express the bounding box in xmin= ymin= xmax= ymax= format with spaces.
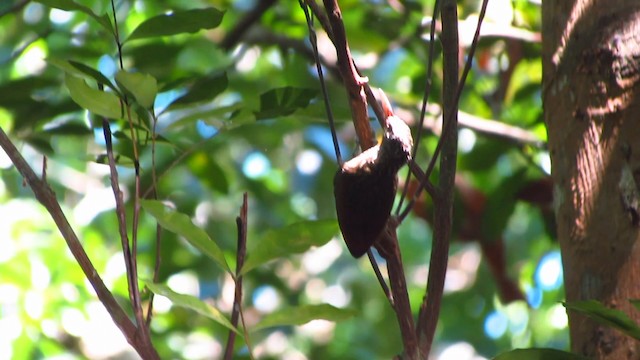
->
xmin=542 ymin=1 xmax=640 ymax=358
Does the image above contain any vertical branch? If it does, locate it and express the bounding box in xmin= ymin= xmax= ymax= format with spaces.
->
xmin=416 ymin=0 xmax=458 ymax=355
xmin=416 ymin=0 xmax=489 ymax=355
xmin=224 ymin=193 xmax=250 ymax=360
xmin=146 ymin=110 xmax=162 ymax=326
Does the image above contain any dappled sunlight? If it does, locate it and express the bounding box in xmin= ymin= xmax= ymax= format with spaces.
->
xmin=445 ymin=245 xmax=482 ymax=293
xmin=437 ymin=341 xmax=487 ymax=360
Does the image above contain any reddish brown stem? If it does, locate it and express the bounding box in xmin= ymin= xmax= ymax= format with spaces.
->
xmin=322 ymin=0 xmax=375 ymax=150
xmin=224 ymin=193 xmax=249 ymax=360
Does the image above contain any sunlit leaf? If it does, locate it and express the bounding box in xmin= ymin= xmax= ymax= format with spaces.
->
xmin=141 ymin=200 xmax=232 ymax=274
xmin=144 ymin=281 xmax=240 ymax=335
xmin=35 ymin=0 xmax=113 ymax=34
xmin=494 ymin=348 xmax=588 ymax=360
xmin=253 ymin=304 xmax=356 ymax=331
xmin=254 ymin=87 xmax=317 ymax=120
xmin=564 ymin=300 xmax=640 ymax=340
xmin=115 ymin=71 xmax=158 ymax=109
xmin=126 ymin=8 xmax=225 ymax=42
xmin=241 ymin=220 xmax=338 ymax=275
xmin=65 ymin=73 xmax=123 ymax=119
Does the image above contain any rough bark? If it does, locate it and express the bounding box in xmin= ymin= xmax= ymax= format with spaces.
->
xmin=542 ymin=1 xmax=640 ymax=358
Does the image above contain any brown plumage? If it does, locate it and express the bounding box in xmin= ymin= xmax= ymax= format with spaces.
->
xmin=334 ymin=104 xmax=413 ymax=257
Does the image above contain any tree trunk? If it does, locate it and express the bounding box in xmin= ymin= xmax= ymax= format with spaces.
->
xmin=542 ymin=1 xmax=640 ymax=358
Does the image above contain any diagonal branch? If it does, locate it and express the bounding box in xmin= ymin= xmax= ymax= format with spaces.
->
xmin=322 ymin=0 xmax=375 ymax=150
xmin=0 ymin=127 xmax=158 ymax=359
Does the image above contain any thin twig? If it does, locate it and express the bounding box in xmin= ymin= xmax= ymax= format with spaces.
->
xmin=102 ymin=120 xmax=148 ymax=334
xmin=145 ymin=110 xmax=162 ymax=326
xmin=397 ymin=0 xmax=441 ymax=214
xmin=0 ymin=127 xmax=159 ymax=359
xmin=299 ymin=0 xmax=342 ymax=165
xmin=109 ymin=0 xmax=152 ymax=351
xmin=367 ymin=250 xmax=393 ymax=306
xmin=224 ymin=193 xmax=250 ymax=360
xmin=399 ymin=0 xmax=489 ymax=222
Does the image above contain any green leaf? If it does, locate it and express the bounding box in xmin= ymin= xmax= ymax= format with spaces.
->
xmin=166 ymin=73 xmax=228 ymax=110
xmin=65 ymin=73 xmax=123 ymax=119
xmin=241 ymin=220 xmax=338 ymax=275
xmin=564 ymin=300 xmax=640 ymax=340
xmin=141 ymin=200 xmax=232 ymax=274
xmin=254 ymin=87 xmax=317 ymax=120
xmin=69 ymin=60 xmax=120 ymax=94
xmin=126 ymin=8 xmax=225 ymax=42
xmin=253 ymin=304 xmax=356 ymax=331
xmin=115 ymin=71 xmax=158 ymax=109
xmin=188 ymin=152 xmax=229 ymax=194
xmin=494 ymin=348 xmax=589 ymax=360
xmin=144 ymin=281 xmax=240 ymax=335
xmin=630 ymin=299 xmax=640 ymax=312
xmin=48 ymin=58 xmax=120 ymax=94
xmin=35 ymin=0 xmax=113 ymax=34
xmin=44 ymin=122 xmax=92 ymax=136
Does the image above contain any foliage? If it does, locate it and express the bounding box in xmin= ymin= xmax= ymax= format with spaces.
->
xmin=0 ymin=0 xmax=570 ymax=359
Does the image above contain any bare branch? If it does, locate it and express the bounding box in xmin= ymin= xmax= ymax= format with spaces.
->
xmin=322 ymin=0 xmax=375 ymax=150
xmin=415 ymin=0 xmax=491 ymax=355
xmin=224 ymin=193 xmax=252 ymax=360
xmin=0 ymin=127 xmax=159 ymax=359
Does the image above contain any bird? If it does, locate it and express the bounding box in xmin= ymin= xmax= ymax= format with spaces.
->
xmin=333 ymin=92 xmax=413 ymax=257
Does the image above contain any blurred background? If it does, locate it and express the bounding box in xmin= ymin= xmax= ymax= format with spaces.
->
xmin=0 ymin=0 xmax=564 ymax=359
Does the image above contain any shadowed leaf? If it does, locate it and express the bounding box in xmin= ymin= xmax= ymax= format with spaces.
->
xmin=35 ymin=0 xmax=113 ymax=34
xmin=254 ymin=87 xmax=317 ymax=120
xmin=126 ymin=8 xmax=224 ymax=42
